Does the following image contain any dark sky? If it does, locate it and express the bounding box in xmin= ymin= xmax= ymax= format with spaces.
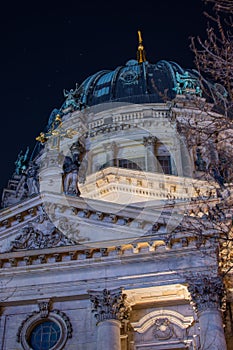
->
xmin=0 ymin=0 xmax=207 ymax=195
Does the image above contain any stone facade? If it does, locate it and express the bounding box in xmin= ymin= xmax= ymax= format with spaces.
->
xmin=0 ymin=56 xmax=233 ymax=350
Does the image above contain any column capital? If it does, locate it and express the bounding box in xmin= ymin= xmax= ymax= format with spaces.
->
xmin=187 ymin=274 xmax=225 ymax=313
xmin=88 ymin=287 xmax=131 ymax=324
xmin=143 ymin=136 xmax=157 ymax=147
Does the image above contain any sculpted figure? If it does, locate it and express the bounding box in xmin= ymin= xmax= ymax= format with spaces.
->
xmin=175 ymin=71 xmax=201 ymax=95
xmin=26 ymin=163 xmax=39 ymax=195
xmin=62 ymin=83 xmax=80 ymax=112
xmin=62 ymin=140 xmax=87 ymax=196
xmin=63 ymin=156 xmax=80 ymax=195
xmin=15 ymin=147 xmax=29 ymax=175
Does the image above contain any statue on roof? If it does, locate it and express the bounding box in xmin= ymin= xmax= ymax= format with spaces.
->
xmin=63 ymin=83 xmax=79 ymax=99
xmin=62 ymin=139 xmax=87 ymax=196
xmin=26 ymin=162 xmax=40 ymax=195
xmin=62 ymin=83 xmax=82 ymax=113
xmin=14 ymin=147 xmax=30 ymax=175
xmin=173 ymin=71 xmax=202 ymax=97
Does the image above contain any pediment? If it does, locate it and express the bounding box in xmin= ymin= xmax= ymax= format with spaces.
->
xmin=0 ymin=198 xmax=79 ymax=253
xmin=0 ymin=191 xmax=207 ymax=253
xmin=9 ymin=225 xmax=76 ymax=252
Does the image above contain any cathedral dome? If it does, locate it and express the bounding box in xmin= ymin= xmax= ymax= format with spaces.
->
xmin=58 ymin=31 xmax=203 ymax=115
xmin=60 ymin=59 xmax=202 ymax=113
xmin=80 ymin=59 xmax=201 ymax=105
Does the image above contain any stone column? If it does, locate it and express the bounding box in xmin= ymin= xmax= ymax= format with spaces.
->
xmin=88 ymin=288 xmax=130 ymax=350
xmin=143 ymin=136 xmax=157 ymax=172
xmin=103 ymin=142 xmax=118 ymax=167
xmin=187 ymin=275 xmax=227 ymax=350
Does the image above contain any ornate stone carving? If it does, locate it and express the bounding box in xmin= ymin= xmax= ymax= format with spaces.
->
xmin=53 ymin=309 xmax=73 ymax=338
xmin=187 ymin=275 xmax=225 ymax=313
xmin=151 ymin=222 xmax=162 ymax=232
xmin=10 ymin=225 xmax=76 ymax=251
xmin=153 ymin=318 xmax=174 ymax=340
xmin=17 ymin=308 xmax=72 ymax=350
xmin=143 ymin=136 xmax=157 ymax=147
xmin=34 ymin=205 xmax=52 ymax=228
xmin=88 ymin=288 xmax=131 ymax=324
xmin=38 ymin=299 xmax=51 ymax=318
xmin=56 ymin=217 xmax=88 ymax=243
xmin=3 ymin=205 xmax=78 ymax=252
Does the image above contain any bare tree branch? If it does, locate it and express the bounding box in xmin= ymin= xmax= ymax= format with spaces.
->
xmin=205 ymin=0 xmax=233 ymax=13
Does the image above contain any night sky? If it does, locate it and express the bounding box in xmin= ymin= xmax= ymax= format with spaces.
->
xmin=0 ymin=0 xmax=207 ymax=196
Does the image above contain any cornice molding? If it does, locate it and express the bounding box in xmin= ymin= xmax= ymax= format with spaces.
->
xmin=0 ymin=239 xmax=218 ymax=272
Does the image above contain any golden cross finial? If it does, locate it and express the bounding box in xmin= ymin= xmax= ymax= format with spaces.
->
xmin=36 ymin=114 xmax=77 ymax=150
xmin=137 ymin=30 xmax=146 ymax=63
xmin=138 ymin=30 xmax=142 ymax=44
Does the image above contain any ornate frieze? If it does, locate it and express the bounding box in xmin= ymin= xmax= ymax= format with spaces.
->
xmin=0 ymin=204 xmax=50 ymax=233
xmin=187 ymin=275 xmax=225 ymax=313
xmin=8 ymin=205 xmax=78 ymax=252
xmin=10 ymin=225 xmax=76 ymax=251
xmin=56 ymin=216 xmax=88 ymax=243
xmin=153 ymin=318 xmax=173 ymax=340
xmin=88 ymin=288 xmax=131 ymax=324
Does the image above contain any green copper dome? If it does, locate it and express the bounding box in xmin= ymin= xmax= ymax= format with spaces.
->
xmin=58 ymin=59 xmax=203 ymax=114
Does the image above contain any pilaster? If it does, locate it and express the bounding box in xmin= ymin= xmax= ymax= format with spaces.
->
xmin=187 ymin=275 xmax=227 ymax=350
xmin=143 ymin=136 xmax=157 ymax=172
xmin=88 ymin=288 xmax=130 ymax=350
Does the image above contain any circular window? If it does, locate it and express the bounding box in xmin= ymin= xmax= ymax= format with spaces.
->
xmin=29 ymin=320 xmax=61 ymax=350
xmin=18 ymin=310 xmax=72 ymax=350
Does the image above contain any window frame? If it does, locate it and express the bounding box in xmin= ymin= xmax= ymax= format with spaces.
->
xmin=18 ymin=311 xmax=71 ymax=350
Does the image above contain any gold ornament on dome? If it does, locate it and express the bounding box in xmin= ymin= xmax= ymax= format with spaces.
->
xmin=36 ymin=114 xmax=77 ymax=150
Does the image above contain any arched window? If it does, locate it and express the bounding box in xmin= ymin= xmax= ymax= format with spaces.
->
xmin=156 ymin=143 xmax=173 ymax=175
xmin=157 ymin=156 xmax=172 ymax=175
